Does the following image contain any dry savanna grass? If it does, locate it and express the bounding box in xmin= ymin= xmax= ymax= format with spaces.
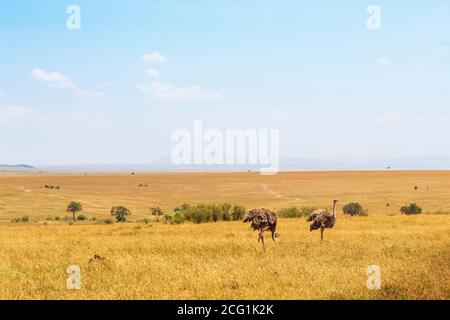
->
xmin=0 ymin=171 xmax=449 ymax=299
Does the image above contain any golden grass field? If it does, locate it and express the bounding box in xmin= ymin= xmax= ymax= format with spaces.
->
xmin=0 ymin=171 xmax=449 ymax=299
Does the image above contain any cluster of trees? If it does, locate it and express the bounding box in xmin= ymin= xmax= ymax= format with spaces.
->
xmin=64 ymin=201 xmax=246 ymax=225
xmin=170 ymin=203 xmax=246 ymax=224
xmin=14 ymin=200 xmax=424 ymax=225
xmin=277 ymin=202 xmax=424 ymax=218
xmin=277 ymin=207 xmax=317 ymax=218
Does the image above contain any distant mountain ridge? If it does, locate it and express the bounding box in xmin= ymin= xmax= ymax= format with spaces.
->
xmin=0 ymin=164 xmax=35 ymax=171
xmin=35 ymin=155 xmax=450 ymax=172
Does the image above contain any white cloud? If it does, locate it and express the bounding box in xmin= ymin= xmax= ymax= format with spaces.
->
xmin=137 ymin=53 xmax=221 ymax=101
xmin=135 ymin=80 xmax=221 ymax=101
xmin=0 ymin=106 xmax=36 ymax=123
xmin=376 ymin=58 xmax=391 ymax=65
xmin=142 ymin=52 xmax=167 ymax=63
xmin=31 ymin=68 xmax=103 ymax=97
xmin=145 ymin=68 xmax=161 ymax=79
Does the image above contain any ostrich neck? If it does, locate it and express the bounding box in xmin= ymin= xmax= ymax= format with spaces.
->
xmin=332 ymin=202 xmax=337 ymax=218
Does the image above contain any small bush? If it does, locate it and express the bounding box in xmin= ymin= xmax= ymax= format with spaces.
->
xmin=46 ymin=216 xmax=54 ymax=221
xmin=232 ymin=205 xmax=246 ymax=221
xmin=97 ymin=218 xmax=114 ymax=225
xmin=400 ymin=203 xmax=422 ymax=215
xmin=300 ymin=207 xmax=318 ymax=217
xmin=342 ymin=202 xmax=368 ymax=216
xmin=222 ymin=203 xmax=232 ymax=221
xmin=277 ymin=206 xmax=317 ymax=218
xmin=163 ymin=214 xmax=172 ymax=222
xmin=177 ymin=203 xmax=247 ymax=224
xmin=55 ymin=216 xmax=60 ymax=221
xmin=77 ymin=214 xmax=88 ymax=221
xmin=172 ymin=212 xmax=185 ymax=225
xmin=10 ymin=218 xmax=20 ymax=223
xmin=278 ymin=207 xmax=302 ymax=218
xmin=21 ymin=216 xmax=29 ymax=222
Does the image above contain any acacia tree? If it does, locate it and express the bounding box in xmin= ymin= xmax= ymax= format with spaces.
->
xmin=342 ymin=202 xmax=368 ymax=216
xmin=400 ymin=203 xmax=422 ymax=215
xmin=151 ymin=207 xmax=163 ymax=222
xmin=67 ymin=202 xmax=82 ymax=222
xmin=111 ymin=206 xmax=131 ymax=222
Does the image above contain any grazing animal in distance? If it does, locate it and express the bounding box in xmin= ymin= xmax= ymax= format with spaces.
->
xmin=243 ymin=208 xmax=279 ymax=251
xmin=307 ymin=200 xmax=338 ymax=240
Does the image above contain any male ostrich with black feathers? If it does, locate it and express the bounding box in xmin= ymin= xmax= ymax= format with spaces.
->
xmin=307 ymin=200 xmax=338 ymax=240
xmin=243 ymin=208 xmax=279 ymax=251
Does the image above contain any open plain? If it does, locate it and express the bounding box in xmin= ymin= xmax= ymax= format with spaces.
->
xmin=0 ymin=171 xmax=448 ymax=299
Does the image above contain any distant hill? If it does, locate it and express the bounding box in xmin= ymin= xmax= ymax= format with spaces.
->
xmin=0 ymin=164 xmax=35 ymax=171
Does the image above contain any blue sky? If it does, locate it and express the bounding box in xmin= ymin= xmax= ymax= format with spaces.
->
xmin=0 ymin=1 xmax=449 ymax=166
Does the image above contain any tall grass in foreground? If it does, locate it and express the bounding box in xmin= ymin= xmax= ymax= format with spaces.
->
xmin=0 ymin=215 xmax=448 ymax=300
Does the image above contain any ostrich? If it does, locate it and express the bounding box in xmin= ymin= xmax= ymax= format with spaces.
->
xmin=306 ymin=200 xmax=338 ymax=240
xmin=243 ymin=208 xmax=279 ymax=251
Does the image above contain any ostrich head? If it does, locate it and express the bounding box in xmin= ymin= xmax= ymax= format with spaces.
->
xmin=274 ymin=233 xmax=280 ymax=241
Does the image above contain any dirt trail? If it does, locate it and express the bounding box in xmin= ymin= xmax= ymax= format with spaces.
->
xmin=262 ymin=184 xmax=282 ymax=199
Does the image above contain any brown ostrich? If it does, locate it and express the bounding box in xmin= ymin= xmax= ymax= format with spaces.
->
xmin=243 ymin=208 xmax=279 ymax=251
xmin=306 ymin=200 xmax=338 ymax=240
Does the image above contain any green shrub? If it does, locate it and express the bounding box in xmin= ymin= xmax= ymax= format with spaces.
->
xmin=277 ymin=206 xmax=317 ymax=218
xmin=300 ymin=207 xmax=317 ymax=217
xmin=400 ymin=203 xmax=422 ymax=215
xmin=176 ymin=203 xmax=246 ymax=224
xmin=174 ymin=203 xmax=190 ymax=212
xmin=172 ymin=211 xmax=185 ymax=225
xmin=342 ymin=202 xmax=368 ymax=216
xmin=232 ymin=205 xmax=246 ymax=220
xmin=222 ymin=203 xmax=232 ymax=221
xmin=211 ymin=205 xmax=223 ymax=222
xmin=77 ymin=214 xmax=88 ymax=221
xmin=55 ymin=216 xmax=60 ymax=221
xmin=96 ymin=218 xmax=114 ymax=225
xmin=278 ymin=207 xmax=302 ymax=218
xmin=46 ymin=216 xmax=54 ymax=221
xmin=21 ymin=215 xmax=29 ymax=222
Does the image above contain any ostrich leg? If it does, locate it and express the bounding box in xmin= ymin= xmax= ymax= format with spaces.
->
xmin=259 ymin=231 xmax=266 ymax=252
xmin=320 ymin=227 xmax=324 ymax=240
